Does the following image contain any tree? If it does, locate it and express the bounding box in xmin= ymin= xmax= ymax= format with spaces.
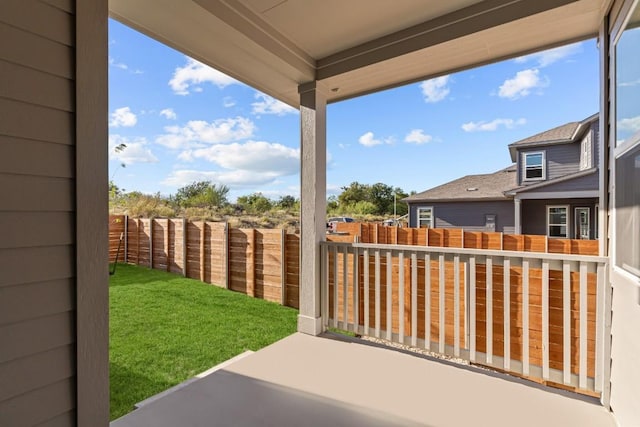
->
xmin=276 ymin=195 xmax=297 ymax=210
xmin=237 ymin=192 xmax=273 ymax=214
xmin=174 ymin=181 xmax=229 ymax=208
xmin=335 ymin=181 xmax=409 ymax=216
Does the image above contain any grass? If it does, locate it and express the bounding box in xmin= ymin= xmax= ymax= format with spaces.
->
xmin=109 ymin=264 xmax=298 ymax=420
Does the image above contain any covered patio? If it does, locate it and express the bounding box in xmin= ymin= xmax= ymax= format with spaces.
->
xmin=112 ymin=332 xmax=615 ymax=427
xmin=3 ymin=0 xmax=640 ymax=426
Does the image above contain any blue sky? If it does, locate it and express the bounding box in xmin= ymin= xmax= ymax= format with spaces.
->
xmin=108 ymin=18 xmax=599 ymax=201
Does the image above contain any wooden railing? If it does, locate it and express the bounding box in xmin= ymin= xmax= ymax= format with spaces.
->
xmin=321 ymin=241 xmax=610 ymax=396
xmin=334 ymin=222 xmax=600 ymax=255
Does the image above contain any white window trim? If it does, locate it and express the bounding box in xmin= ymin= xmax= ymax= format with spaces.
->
xmin=523 ymin=151 xmax=546 ymax=181
xmin=574 ymin=207 xmax=591 ymax=240
xmin=546 ymin=205 xmax=570 ymax=238
xmin=417 ymin=206 xmax=434 ymax=228
xmin=580 ymin=130 xmax=593 ymax=171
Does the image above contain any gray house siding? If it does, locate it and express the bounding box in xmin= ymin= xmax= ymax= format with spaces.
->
xmin=518 ymin=171 xmax=599 ymax=193
xmin=521 ymin=198 xmax=598 ymax=238
xmin=519 ymin=143 xmax=581 ymax=185
xmin=1 ymin=0 xmax=108 ymax=425
xmin=408 ymin=201 xmax=515 ymax=233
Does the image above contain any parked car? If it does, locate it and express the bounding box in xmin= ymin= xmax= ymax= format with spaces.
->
xmin=327 ymin=216 xmax=354 ymax=232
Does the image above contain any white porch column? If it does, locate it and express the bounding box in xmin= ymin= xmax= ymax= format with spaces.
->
xmin=514 ymin=198 xmax=522 ymax=234
xmin=297 ymin=81 xmax=328 ymax=335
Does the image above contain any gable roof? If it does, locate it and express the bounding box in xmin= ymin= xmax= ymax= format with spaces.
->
xmin=508 ymin=113 xmax=597 ymax=161
xmin=403 ymin=165 xmax=516 ymax=203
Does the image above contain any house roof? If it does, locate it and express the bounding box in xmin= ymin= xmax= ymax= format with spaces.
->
xmin=505 ymin=167 xmax=598 ymax=195
xmin=110 ymin=0 xmax=606 ymax=107
xmin=508 ymin=113 xmax=598 ymax=161
xmin=403 ymin=165 xmax=517 ymax=203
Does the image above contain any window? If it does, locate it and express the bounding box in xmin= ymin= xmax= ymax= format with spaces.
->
xmin=524 ymin=152 xmax=545 ymax=180
xmin=417 ymin=207 xmax=434 ymax=228
xmin=547 ymin=205 xmax=569 ymax=238
xmin=615 ymin=145 xmax=640 ymax=276
xmin=574 ymin=207 xmax=590 ymax=240
xmin=580 ymin=131 xmax=592 ymax=170
xmin=485 ymin=214 xmax=496 ymax=232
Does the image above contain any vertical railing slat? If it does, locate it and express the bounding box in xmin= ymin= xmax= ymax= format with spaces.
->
xmin=522 ymin=259 xmax=530 ymax=377
xmin=321 ymin=244 xmax=328 ymax=328
xmin=353 ymin=247 xmax=359 ymax=334
xmin=439 ymin=254 xmax=445 ymax=354
xmin=563 ymin=261 xmax=572 ymax=385
xmin=579 ymin=262 xmax=588 ymax=389
xmin=454 ymin=255 xmax=460 ymax=357
xmin=342 ymin=246 xmax=349 ymax=331
xmin=386 ymin=251 xmax=393 ymax=341
xmin=486 ymin=256 xmax=493 ymax=365
xmin=425 ymin=253 xmax=432 ymax=351
xmin=363 ymin=248 xmax=370 ymax=336
xmin=333 ymin=248 xmax=338 ymax=329
xmin=503 ymin=257 xmax=510 ymax=371
xmin=595 ymin=262 xmax=605 ymax=392
xmin=411 ymin=253 xmax=418 ymax=347
xmin=399 ymin=251 xmax=405 ymax=343
xmin=542 ymin=260 xmax=550 ymax=380
xmin=375 ymin=249 xmax=381 ymax=338
xmin=470 ymin=256 xmax=476 ymax=362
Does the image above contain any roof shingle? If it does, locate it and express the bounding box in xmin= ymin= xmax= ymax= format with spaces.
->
xmin=403 ymin=165 xmax=517 ymax=202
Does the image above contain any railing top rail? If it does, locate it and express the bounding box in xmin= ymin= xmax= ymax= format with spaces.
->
xmin=320 ymin=241 xmax=609 ymax=264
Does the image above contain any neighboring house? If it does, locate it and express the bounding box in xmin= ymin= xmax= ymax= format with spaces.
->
xmin=405 ymin=114 xmax=599 ymax=239
xmin=404 ymin=165 xmax=517 ymax=233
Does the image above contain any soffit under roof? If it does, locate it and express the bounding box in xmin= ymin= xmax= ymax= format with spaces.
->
xmin=109 ymin=0 xmax=608 ymax=107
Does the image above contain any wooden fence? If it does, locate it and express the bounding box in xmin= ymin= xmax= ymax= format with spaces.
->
xmin=109 ymin=216 xmax=600 ymax=311
xmin=335 ymin=222 xmax=599 ymax=255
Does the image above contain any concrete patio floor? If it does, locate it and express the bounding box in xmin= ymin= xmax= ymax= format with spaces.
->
xmin=112 ymin=332 xmax=616 ymax=427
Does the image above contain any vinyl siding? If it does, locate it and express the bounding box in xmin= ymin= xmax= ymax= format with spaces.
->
xmin=519 ymin=143 xmax=581 ymax=185
xmin=408 ymin=201 xmax=515 ymax=233
xmin=520 ymin=198 xmax=598 ymax=237
xmin=0 ymin=1 xmax=77 ymax=425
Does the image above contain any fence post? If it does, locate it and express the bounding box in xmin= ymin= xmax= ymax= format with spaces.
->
xmin=247 ymin=228 xmax=255 ymax=297
xmin=224 ymin=221 xmax=229 ymax=289
xmin=165 ymin=218 xmax=170 ymax=272
xmin=500 ymin=232 xmax=504 ymax=250
xmin=182 ymin=218 xmax=188 ymax=277
xmin=200 ymin=221 xmax=206 ymax=282
xmin=281 ymin=229 xmax=286 ymax=306
xmin=124 ymin=215 xmax=128 ymax=263
xmin=149 ymin=218 xmax=154 ymax=269
xmin=136 ymin=218 xmax=140 ymax=265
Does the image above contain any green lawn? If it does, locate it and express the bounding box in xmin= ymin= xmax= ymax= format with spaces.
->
xmin=109 ymin=264 xmax=298 ymax=420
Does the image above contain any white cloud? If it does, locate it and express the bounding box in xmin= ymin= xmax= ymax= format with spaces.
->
xmin=251 ymin=93 xmax=298 ymax=116
xmin=420 ymin=75 xmax=450 ymax=103
xmin=358 ymin=131 xmax=382 ymax=147
xmin=109 ymin=107 xmax=137 ymax=128
xmin=498 ymin=69 xmax=547 ymax=99
xmin=160 ymin=108 xmax=177 ymax=120
xmin=109 ymin=57 xmax=143 ymax=74
xmin=462 ymin=118 xmax=527 ymax=132
xmin=162 ymin=169 xmax=283 ymax=189
xmin=190 ymin=141 xmax=300 ymax=174
xmin=514 ymin=43 xmax=582 ymax=68
xmin=155 ymin=117 xmax=256 ymax=149
xmin=404 ymin=129 xmax=433 ymax=144
xmin=109 ymin=57 xmax=128 ymax=70
xmin=109 ymin=135 xmax=158 ymax=165
xmin=618 ymin=116 xmax=640 ymax=132
xmin=223 ymin=96 xmax=236 ymax=108
xmin=619 ymin=78 xmax=640 ymax=88
xmin=169 ymin=57 xmax=240 ymax=95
